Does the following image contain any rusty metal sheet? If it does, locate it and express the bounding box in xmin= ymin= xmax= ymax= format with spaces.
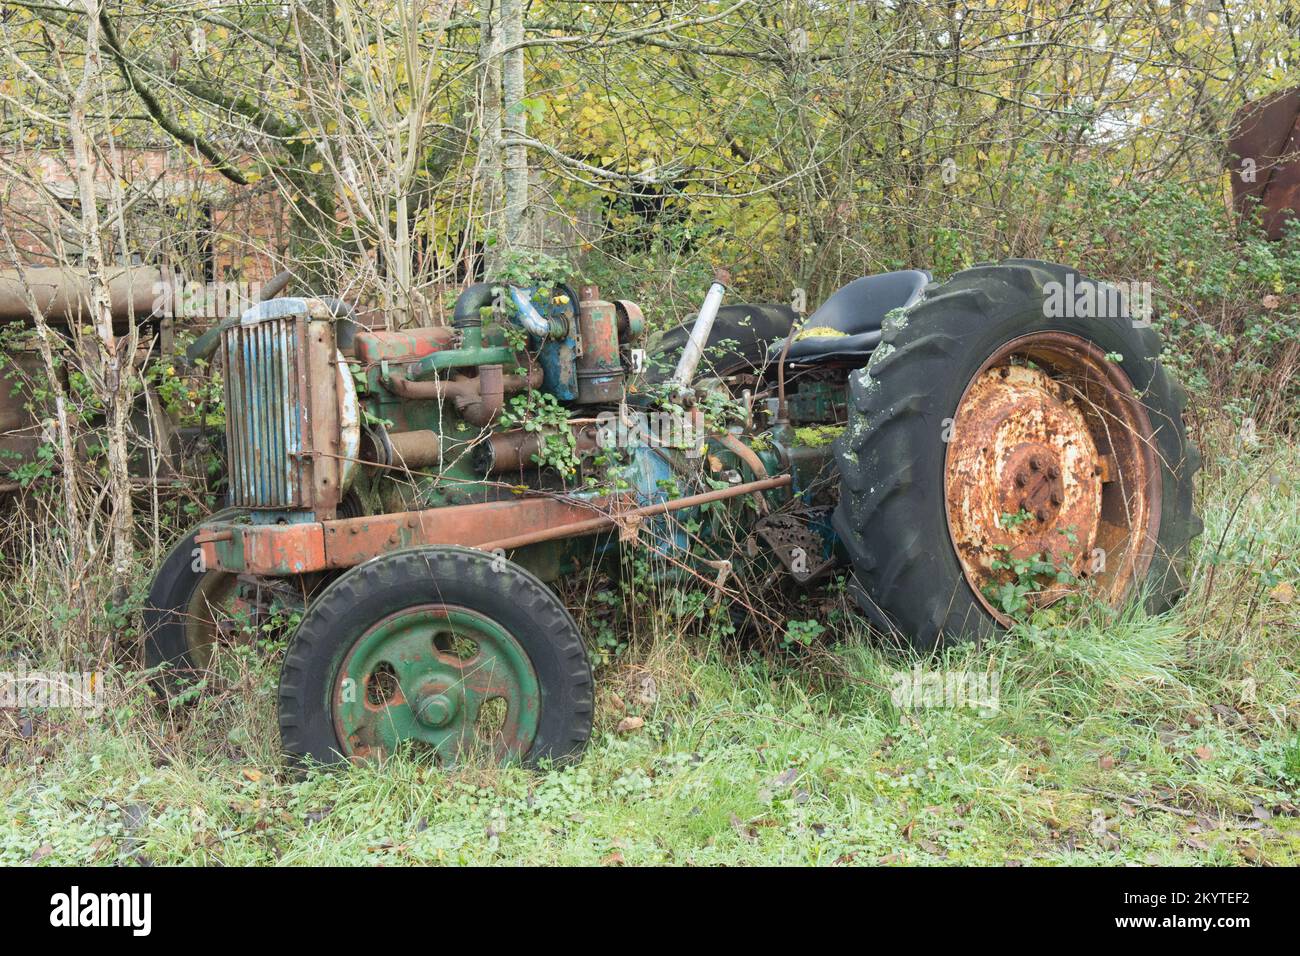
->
xmin=353 ymin=327 xmax=455 ymax=364
xmin=321 ymin=497 xmax=604 ymax=568
xmin=197 ymin=522 xmax=328 ymax=576
xmin=197 ymin=496 xmax=605 ymax=575
xmin=1229 ymin=86 xmax=1300 ymax=240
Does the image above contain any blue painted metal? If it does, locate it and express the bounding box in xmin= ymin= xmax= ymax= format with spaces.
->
xmin=539 ymin=336 xmax=578 ymax=401
xmin=223 ymin=299 xmax=307 ymax=513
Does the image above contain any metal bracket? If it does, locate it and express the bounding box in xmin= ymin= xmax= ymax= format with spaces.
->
xmin=755 ymin=513 xmax=835 ymax=584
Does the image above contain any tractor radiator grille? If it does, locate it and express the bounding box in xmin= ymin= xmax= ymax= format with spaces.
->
xmin=223 ymin=317 xmax=304 ymax=509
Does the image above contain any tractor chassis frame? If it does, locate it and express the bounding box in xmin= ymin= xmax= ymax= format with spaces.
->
xmin=196 ymin=474 xmax=792 ymax=576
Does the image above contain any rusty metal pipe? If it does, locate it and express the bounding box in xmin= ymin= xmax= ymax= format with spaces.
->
xmin=0 ymin=265 xmax=162 ymax=324
xmin=458 ymin=363 xmax=504 ymax=427
xmin=717 ymin=431 xmax=770 ymax=514
xmin=386 ymin=429 xmax=442 ymax=468
xmin=385 ymin=363 xmax=542 ymax=426
xmin=480 ymin=474 xmax=791 ymax=552
xmin=477 ymin=422 xmax=601 ymax=473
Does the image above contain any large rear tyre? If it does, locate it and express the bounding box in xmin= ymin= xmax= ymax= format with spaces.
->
xmin=278 ymin=546 xmax=593 ymax=768
xmin=833 ymin=260 xmax=1201 ymax=651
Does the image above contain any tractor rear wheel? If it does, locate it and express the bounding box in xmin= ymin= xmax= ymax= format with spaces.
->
xmin=278 ymin=546 xmax=593 ymax=767
xmin=833 ymin=260 xmax=1200 ymax=650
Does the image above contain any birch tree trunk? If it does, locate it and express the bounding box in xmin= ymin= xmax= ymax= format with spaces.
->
xmin=499 ymin=0 xmax=531 ymax=257
xmin=70 ymin=0 xmax=133 ymax=585
xmin=475 ymin=0 xmax=506 ymax=277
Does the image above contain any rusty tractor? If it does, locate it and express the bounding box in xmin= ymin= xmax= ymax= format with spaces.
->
xmin=143 ymin=260 xmax=1200 ymax=767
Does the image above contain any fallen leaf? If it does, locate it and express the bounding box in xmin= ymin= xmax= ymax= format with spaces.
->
xmin=1193 ymin=746 xmax=1214 ymax=762
xmin=1261 ymin=293 xmax=1281 ymax=310
xmin=242 ymin=768 xmax=263 ymax=783
xmin=30 ymin=844 xmax=53 ymax=863
xmin=601 ymin=850 xmax=625 ymax=866
xmin=1269 ymin=581 xmax=1295 ymax=604
xmin=1099 ymin=754 xmax=1116 ymax=771
xmin=615 ymin=716 xmax=644 ymax=734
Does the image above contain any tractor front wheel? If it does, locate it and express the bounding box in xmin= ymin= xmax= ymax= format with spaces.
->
xmin=833 ymin=260 xmax=1201 ymax=650
xmin=278 ymin=546 xmax=593 ymax=767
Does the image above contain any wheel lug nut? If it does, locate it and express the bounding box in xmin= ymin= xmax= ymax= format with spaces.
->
xmin=1036 ymin=509 xmax=1049 ymax=521
xmin=1029 ymin=457 xmax=1041 ymax=471
xmin=1014 ymin=472 xmax=1027 ymax=487
xmin=1047 ymin=465 xmax=1060 ymax=479
xmin=1050 ymin=492 xmax=1062 ymax=506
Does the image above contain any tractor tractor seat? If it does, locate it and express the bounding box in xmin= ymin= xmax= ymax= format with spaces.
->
xmin=774 ymin=269 xmax=931 ymax=365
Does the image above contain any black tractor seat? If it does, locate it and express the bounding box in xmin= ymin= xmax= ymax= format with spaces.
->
xmin=773 ymin=269 xmax=931 ymax=366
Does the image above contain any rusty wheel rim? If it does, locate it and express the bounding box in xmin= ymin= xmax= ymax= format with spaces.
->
xmin=943 ymin=332 xmax=1162 ymax=624
xmin=332 ymin=604 xmax=540 ymax=765
xmin=183 ymin=572 xmax=240 ymax=671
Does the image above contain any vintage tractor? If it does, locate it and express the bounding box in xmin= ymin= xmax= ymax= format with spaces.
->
xmin=143 ymin=260 xmax=1200 ymax=767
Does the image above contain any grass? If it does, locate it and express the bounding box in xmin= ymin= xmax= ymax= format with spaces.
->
xmin=2 ymin=430 xmax=1298 ymax=866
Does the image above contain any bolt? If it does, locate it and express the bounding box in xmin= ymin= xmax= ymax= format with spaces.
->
xmin=416 ymin=692 xmax=456 ymax=728
xmin=1029 ymin=457 xmax=1042 ymax=472
xmin=1014 ymin=472 xmax=1027 ymax=487
xmin=1036 ymin=508 xmax=1049 ymax=522
xmin=1047 ymin=465 xmax=1060 ymax=479
xmin=1050 ymin=492 xmax=1062 ymax=506
xmin=999 ymin=367 xmax=1010 ymax=378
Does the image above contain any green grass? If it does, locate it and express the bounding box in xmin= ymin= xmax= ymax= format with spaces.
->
xmin=2 ymin=433 xmax=1298 ymax=865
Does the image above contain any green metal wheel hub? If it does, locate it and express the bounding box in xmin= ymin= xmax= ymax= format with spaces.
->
xmin=332 ymin=604 xmax=540 ymax=763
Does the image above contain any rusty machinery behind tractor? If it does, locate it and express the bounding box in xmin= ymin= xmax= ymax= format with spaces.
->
xmin=143 ymin=260 xmax=1200 ymax=767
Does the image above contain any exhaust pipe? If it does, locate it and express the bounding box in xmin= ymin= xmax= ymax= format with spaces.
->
xmin=669 ymin=268 xmax=729 ymax=393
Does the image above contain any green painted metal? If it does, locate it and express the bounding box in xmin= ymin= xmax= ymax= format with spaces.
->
xmin=333 ymin=605 xmax=541 ymax=763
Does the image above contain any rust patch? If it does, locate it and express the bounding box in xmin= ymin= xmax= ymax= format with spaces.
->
xmin=944 ymin=333 xmax=1160 ymax=623
xmin=947 ymin=363 xmax=1102 ymax=582
xmin=1228 ymin=86 xmax=1300 ymax=241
